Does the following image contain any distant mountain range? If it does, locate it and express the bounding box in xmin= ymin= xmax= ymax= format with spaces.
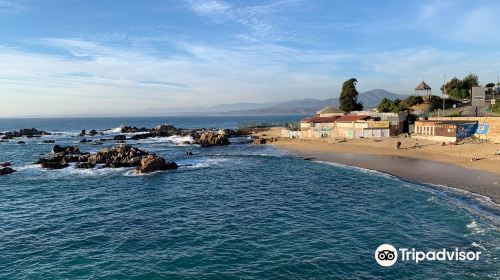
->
xmin=148 ymin=89 xmax=408 ymax=116
xmin=218 ymin=89 xmax=407 ymax=115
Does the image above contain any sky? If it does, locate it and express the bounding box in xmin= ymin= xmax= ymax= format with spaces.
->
xmin=1 ymin=0 xmax=500 ymax=117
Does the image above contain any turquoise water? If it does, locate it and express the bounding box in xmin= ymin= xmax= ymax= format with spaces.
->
xmin=0 ymin=117 xmax=499 ymax=279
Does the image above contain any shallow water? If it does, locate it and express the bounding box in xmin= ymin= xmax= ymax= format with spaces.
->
xmin=0 ymin=116 xmax=499 ymax=279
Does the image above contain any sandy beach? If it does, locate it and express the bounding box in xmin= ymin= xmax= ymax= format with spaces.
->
xmin=256 ymin=128 xmax=500 ymax=204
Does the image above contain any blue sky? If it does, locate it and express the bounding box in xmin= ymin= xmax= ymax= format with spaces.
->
xmin=1 ymin=0 xmax=500 ymax=116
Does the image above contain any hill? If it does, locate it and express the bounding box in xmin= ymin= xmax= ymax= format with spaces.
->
xmin=221 ymin=89 xmax=407 ymax=115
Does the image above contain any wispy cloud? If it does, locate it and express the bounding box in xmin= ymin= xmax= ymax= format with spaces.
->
xmin=186 ymin=0 xmax=301 ymax=41
xmin=0 ymin=0 xmax=23 ymax=13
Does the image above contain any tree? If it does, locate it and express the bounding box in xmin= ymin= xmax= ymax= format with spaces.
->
xmin=339 ymin=78 xmax=363 ymax=112
xmin=390 ymin=99 xmax=405 ymax=113
xmin=440 ymin=73 xmax=479 ymax=100
xmin=377 ymin=97 xmax=392 ymax=112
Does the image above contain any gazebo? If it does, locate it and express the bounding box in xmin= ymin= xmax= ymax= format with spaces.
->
xmin=415 ymin=81 xmax=431 ymax=97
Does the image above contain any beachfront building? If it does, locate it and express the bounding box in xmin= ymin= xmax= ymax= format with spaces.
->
xmin=293 ymin=114 xmax=391 ymax=140
xmin=351 ymin=111 xmax=408 ymax=135
xmin=413 ymin=120 xmax=478 ymax=142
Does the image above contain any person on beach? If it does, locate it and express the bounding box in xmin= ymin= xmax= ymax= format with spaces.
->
xmin=471 ymin=155 xmax=477 ymax=162
xmin=414 ymin=139 xmax=419 ymax=148
xmin=396 ymin=141 xmax=401 ymax=150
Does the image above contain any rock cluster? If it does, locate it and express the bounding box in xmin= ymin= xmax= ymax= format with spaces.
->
xmin=79 ymin=129 xmax=99 ymax=137
xmin=35 ymin=144 xmax=177 ymax=174
xmin=1 ymin=128 xmax=51 ymax=139
xmin=85 ymin=145 xmax=148 ymax=168
xmin=197 ymin=131 xmax=230 ymax=147
xmin=36 ymin=145 xmax=83 ymax=169
xmin=129 ymin=124 xmax=183 ymax=140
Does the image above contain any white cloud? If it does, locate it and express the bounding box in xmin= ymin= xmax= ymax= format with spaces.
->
xmin=186 ymin=0 xmax=301 ymax=41
xmin=0 ymin=0 xmax=23 ymax=12
xmin=2 ymin=35 xmax=500 ymax=117
xmin=189 ymin=0 xmax=231 ymax=15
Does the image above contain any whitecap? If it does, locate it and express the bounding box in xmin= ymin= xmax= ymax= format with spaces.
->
xmin=467 ymin=220 xmax=486 ymax=235
xmin=177 ymin=157 xmax=228 ymax=169
xmin=471 ymin=242 xmax=486 ymax=250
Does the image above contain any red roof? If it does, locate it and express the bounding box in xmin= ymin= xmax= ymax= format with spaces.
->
xmin=302 ymin=116 xmax=341 ymax=123
xmin=336 ymin=115 xmax=370 ymax=122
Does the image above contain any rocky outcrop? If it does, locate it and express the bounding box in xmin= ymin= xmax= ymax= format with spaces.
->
xmin=0 ymin=167 xmax=16 ymax=175
xmin=1 ymin=128 xmax=50 ymax=139
xmin=79 ymin=138 xmax=92 ymax=143
xmin=86 ymin=145 xmax=149 ymax=168
xmin=0 ymin=162 xmax=11 ymax=167
xmin=41 ymin=161 xmax=69 ymax=169
xmin=135 ymin=155 xmax=178 ymax=174
xmin=36 ymin=145 xmax=83 ymax=169
xmin=52 ymin=145 xmax=80 ymax=154
xmin=121 ymin=126 xmax=149 ymax=133
xmin=197 ymin=131 xmax=230 ymax=147
xmin=130 ymin=124 xmax=183 ymax=140
xmin=42 ymin=140 xmax=55 ymax=144
xmin=17 ymin=141 xmax=26 ymax=144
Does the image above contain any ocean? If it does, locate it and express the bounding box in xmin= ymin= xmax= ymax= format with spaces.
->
xmin=0 ymin=116 xmax=499 ymax=279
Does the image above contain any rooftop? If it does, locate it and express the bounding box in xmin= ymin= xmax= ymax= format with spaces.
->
xmin=415 ymin=81 xmax=431 ymax=90
xmin=317 ymin=106 xmax=343 ymax=114
xmin=302 ymin=116 xmax=341 ymax=123
xmin=336 ymin=115 xmax=371 ymax=122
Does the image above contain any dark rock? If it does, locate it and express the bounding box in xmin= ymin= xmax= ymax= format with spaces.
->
xmin=121 ymin=126 xmax=149 ymax=133
xmin=79 ymin=129 xmax=86 ymax=137
xmin=2 ymin=128 xmax=51 ymax=138
xmin=79 ymin=138 xmax=92 ymax=143
xmin=42 ymin=140 xmax=56 ymax=144
xmin=89 ymin=130 xmax=98 ymax=136
xmin=0 ymin=161 xmax=12 ymax=167
xmin=185 ymin=151 xmax=193 ymax=156
xmin=52 ymin=145 xmax=80 ymax=154
xmin=0 ymin=167 xmax=16 ymax=175
xmin=41 ymin=161 xmax=69 ymax=169
xmin=135 ymin=155 xmax=178 ymax=174
xmin=17 ymin=141 xmax=26 ymax=144
xmin=75 ymin=162 xmax=96 ymax=169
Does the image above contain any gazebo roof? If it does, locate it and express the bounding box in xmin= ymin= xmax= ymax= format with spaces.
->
xmin=415 ymin=81 xmax=431 ymax=90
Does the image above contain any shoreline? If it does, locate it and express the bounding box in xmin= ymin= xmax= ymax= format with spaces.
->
xmin=272 ymin=140 xmax=500 ymax=205
xmin=256 ymin=129 xmax=500 ymax=205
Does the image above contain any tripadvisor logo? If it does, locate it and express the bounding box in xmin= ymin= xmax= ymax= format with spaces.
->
xmin=374 ymin=244 xmax=481 ymax=267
